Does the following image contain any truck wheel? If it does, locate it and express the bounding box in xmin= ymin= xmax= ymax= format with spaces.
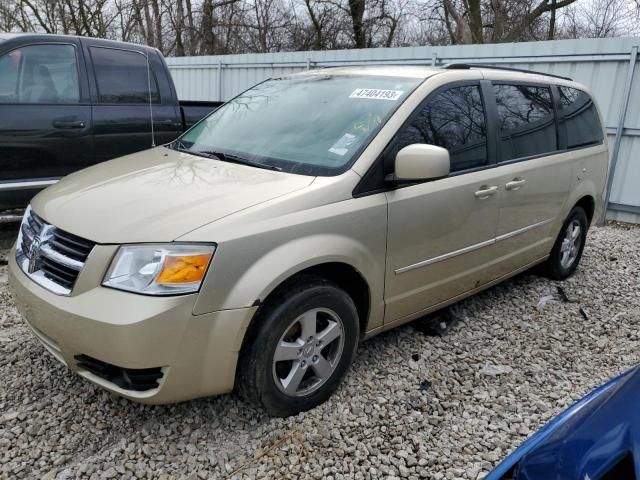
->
xmin=544 ymin=206 xmax=588 ymax=280
xmin=237 ymin=276 xmax=359 ymax=417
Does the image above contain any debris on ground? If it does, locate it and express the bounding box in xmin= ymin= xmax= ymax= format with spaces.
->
xmin=413 ymin=308 xmax=460 ymax=337
xmin=536 ymin=294 xmax=558 ymax=310
xmin=481 ymin=363 xmax=514 ymax=377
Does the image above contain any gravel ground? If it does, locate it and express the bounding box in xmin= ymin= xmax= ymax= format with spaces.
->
xmin=1 ymin=223 xmax=639 ymax=480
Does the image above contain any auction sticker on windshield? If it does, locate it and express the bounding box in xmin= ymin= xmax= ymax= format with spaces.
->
xmin=329 ymin=133 xmax=358 ymax=156
xmin=349 ymin=88 xmax=404 ymax=101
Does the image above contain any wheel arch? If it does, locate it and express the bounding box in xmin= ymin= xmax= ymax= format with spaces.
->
xmin=574 ymin=194 xmax=596 ymax=225
xmin=240 ymin=260 xmax=371 ymax=350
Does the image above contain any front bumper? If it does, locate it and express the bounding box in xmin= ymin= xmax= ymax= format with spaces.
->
xmin=8 ymin=248 xmax=256 ymax=404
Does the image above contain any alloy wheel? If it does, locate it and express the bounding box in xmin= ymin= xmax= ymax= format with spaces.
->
xmin=560 ymin=219 xmax=582 ymax=269
xmin=272 ymin=308 xmax=345 ymax=397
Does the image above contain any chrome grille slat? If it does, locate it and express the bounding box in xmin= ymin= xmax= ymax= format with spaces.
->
xmin=40 ymin=244 xmax=84 ymax=271
xmin=47 ymin=238 xmax=88 ymax=260
xmin=15 ymin=207 xmax=95 ymax=295
xmin=40 ymin=257 xmax=79 ymax=280
xmin=52 ymin=230 xmax=94 ymax=250
xmin=40 ymin=267 xmax=75 ymax=288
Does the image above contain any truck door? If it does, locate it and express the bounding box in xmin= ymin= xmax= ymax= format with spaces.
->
xmin=85 ymin=44 xmax=181 ymax=163
xmin=0 ymin=40 xmax=92 ymax=183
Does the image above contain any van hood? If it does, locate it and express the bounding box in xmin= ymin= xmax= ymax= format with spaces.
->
xmin=32 ymin=147 xmax=315 ymax=243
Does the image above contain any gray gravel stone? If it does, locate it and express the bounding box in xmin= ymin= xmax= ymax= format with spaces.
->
xmin=0 ymin=223 xmax=639 ymax=479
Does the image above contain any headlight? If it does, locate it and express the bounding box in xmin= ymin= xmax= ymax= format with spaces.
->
xmin=102 ymin=244 xmax=215 ymax=295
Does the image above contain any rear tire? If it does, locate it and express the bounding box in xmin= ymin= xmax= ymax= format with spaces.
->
xmin=543 ymin=206 xmax=588 ymax=280
xmin=237 ymin=276 xmax=359 ymax=417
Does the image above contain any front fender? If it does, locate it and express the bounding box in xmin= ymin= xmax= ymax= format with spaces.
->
xmin=193 ymin=233 xmax=386 ymax=330
xmin=188 ymin=183 xmax=390 ymax=329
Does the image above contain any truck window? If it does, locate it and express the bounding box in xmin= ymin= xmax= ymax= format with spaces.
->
xmin=0 ymin=44 xmax=80 ymax=104
xmin=395 ymin=85 xmax=488 ymax=173
xmin=494 ymin=84 xmax=556 ymax=161
xmin=558 ymin=86 xmax=603 ymax=149
xmin=0 ymin=52 xmax=18 ymax=101
xmin=90 ymin=47 xmax=160 ymax=104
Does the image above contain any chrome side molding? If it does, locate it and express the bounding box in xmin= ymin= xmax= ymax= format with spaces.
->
xmin=495 ymin=218 xmax=553 ymax=242
xmin=395 ymin=218 xmax=553 ymax=275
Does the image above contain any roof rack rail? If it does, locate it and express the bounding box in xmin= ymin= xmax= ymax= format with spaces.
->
xmin=442 ymin=63 xmax=572 ymax=81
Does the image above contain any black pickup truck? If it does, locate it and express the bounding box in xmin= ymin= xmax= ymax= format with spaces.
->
xmin=0 ymin=33 xmax=222 ymax=209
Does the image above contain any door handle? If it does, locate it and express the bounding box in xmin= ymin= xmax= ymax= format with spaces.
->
xmin=505 ymin=178 xmax=526 ymax=191
xmin=474 ymin=185 xmax=498 ymax=199
xmin=157 ymin=119 xmax=176 ymax=126
xmin=53 ymin=120 xmax=86 ymax=129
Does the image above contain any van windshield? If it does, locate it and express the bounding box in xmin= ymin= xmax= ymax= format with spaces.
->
xmin=176 ymin=74 xmax=421 ymax=176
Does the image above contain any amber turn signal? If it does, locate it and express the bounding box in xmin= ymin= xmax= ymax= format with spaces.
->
xmin=157 ymin=253 xmax=213 ymax=284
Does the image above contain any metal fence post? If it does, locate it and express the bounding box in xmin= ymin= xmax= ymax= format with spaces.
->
xmin=217 ymin=60 xmax=223 ymax=101
xmin=431 ymin=52 xmax=438 ymax=66
xmin=601 ymin=45 xmax=638 ymax=224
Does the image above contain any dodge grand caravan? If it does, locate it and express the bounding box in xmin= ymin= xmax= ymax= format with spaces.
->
xmin=9 ymin=64 xmax=608 ymax=416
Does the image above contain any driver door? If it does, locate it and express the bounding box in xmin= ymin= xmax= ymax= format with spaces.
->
xmin=384 ymin=82 xmax=503 ymax=323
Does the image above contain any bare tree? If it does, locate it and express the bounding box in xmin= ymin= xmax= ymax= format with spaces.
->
xmin=442 ymin=0 xmax=580 ymax=44
xmin=560 ymin=0 xmax=639 ymax=39
xmin=2 ymin=0 xmax=640 ymax=57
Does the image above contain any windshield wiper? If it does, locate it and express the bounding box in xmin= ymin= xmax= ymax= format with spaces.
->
xmin=171 ymin=139 xmax=189 ymax=152
xmin=197 ymin=150 xmax=282 ymax=172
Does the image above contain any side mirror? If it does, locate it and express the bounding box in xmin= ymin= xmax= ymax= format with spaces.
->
xmin=391 ymin=144 xmax=450 ymax=183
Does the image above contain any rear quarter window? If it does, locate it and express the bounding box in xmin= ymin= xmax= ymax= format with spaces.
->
xmin=558 ymin=86 xmax=603 ymax=149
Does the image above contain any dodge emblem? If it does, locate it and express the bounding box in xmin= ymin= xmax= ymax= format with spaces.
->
xmin=27 ymin=225 xmax=53 ymax=274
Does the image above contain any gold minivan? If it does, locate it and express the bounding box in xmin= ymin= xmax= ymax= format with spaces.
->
xmin=9 ymin=65 xmax=608 ymax=416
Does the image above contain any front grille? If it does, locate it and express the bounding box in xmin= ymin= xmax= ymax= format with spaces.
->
xmin=75 ymin=354 xmax=164 ymax=392
xmin=16 ymin=207 xmax=95 ymax=295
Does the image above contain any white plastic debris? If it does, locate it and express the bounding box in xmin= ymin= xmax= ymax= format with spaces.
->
xmin=481 ymin=363 xmax=513 ymax=376
xmin=537 ymin=295 xmax=557 ymax=310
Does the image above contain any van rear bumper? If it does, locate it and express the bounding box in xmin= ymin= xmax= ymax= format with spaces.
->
xmin=8 ymin=250 xmax=256 ymax=404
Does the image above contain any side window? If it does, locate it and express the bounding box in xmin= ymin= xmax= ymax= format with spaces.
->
xmin=396 ymin=85 xmax=488 ymax=173
xmin=0 ymin=44 xmax=80 ymax=104
xmin=0 ymin=52 xmax=19 ymax=101
xmin=494 ymin=84 xmax=556 ymax=161
xmin=558 ymin=86 xmax=603 ymax=148
xmin=90 ymin=47 xmax=160 ymax=104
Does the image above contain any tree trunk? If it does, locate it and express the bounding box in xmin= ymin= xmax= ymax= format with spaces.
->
xmin=443 ymin=0 xmax=472 ymax=43
xmin=143 ymin=1 xmax=155 ymax=47
xmin=201 ymin=0 xmax=216 ymax=54
xmin=548 ymin=0 xmax=557 ymax=39
xmin=304 ymin=0 xmax=324 ymax=49
xmin=150 ymin=0 xmax=163 ymax=53
xmin=467 ymin=0 xmax=483 ymax=42
xmin=185 ymin=0 xmax=196 ymax=55
xmin=348 ymin=0 xmax=366 ymax=48
xmin=175 ymin=0 xmax=185 ymax=56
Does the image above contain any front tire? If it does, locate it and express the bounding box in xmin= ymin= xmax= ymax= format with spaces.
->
xmin=544 ymin=206 xmax=588 ymax=280
xmin=237 ymin=276 xmax=360 ymax=417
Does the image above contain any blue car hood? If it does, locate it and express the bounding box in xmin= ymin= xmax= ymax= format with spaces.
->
xmin=487 ymin=365 xmax=640 ymax=480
